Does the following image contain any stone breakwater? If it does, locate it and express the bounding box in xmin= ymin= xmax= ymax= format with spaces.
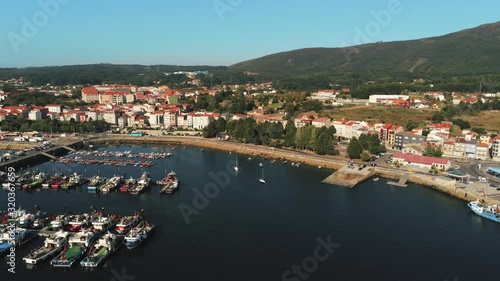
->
xmin=92 ymin=135 xmax=499 ymax=205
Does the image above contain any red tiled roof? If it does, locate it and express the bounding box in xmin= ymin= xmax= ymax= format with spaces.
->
xmin=82 ymin=87 xmax=98 ymax=95
xmin=393 ymin=152 xmax=449 ymax=165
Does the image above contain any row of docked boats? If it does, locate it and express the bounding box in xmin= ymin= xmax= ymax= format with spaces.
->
xmin=1 ymin=207 xmax=154 ymax=268
xmin=1 ymin=171 xmax=86 ymax=191
xmin=87 ymin=171 xmax=152 ymax=194
xmin=72 ymin=150 xmax=172 ymax=159
xmin=56 ymin=157 xmax=156 ymax=167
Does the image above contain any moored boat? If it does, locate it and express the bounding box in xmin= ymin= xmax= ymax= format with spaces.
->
xmin=115 ymin=210 xmax=142 ymax=235
xmin=0 ymin=228 xmax=38 ymax=255
xmin=23 ymin=230 xmax=70 ymax=265
xmin=160 ymin=171 xmax=180 ymax=194
xmin=123 ymin=221 xmax=155 ymax=250
xmin=119 ymin=177 xmax=136 ymax=192
xmin=129 ymin=172 xmax=150 ymax=195
xmin=66 ymin=214 xmax=90 ymax=232
xmin=468 ymin=200 xmax=500 ymax=223
xmin=100 ymin=176 xmax=122 ymax=193
xmin=80 ymin=232 xmax=122 ymax=268
xmin=62 ymin=173 xmax=83 ymax=190
xmin=50 ymin=230 xmax=95 ymax=267
xmin=87 ymin=175 xmax=107 ymax=192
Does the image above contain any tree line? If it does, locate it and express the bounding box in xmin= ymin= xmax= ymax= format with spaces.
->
xmin=203 ymin=117 xmax=339 ymax=155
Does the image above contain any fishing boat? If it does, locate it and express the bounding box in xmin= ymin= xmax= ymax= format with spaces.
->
xmin=50 ymin=230 xmax=95 ymax=267
xmin=49 ymin=214 xmax=70 ymax=230
xmin=23 ymin=230 xmax=70 ymax=265
xmin=51 ymin=176 xmax=68 ymax=190
xmin=115 ymin=210 xmax=143 ymax=235
xmin=61 ymin=173 xmax=83 ymax=190
xmin=119 ymin=177 xmax=136 ymax=192
xmin=0 ymin=228 xmax=38 ymax=255
xmin=43 ymin=174 xmax=61 ymax=189
xmin=259 ymin=164 xmax=266 ymax=184
xmin=123 ymin=221 xmax=155 ymax=250
xmin=129 ymin=172 xmax=150 ymax=195
xmin=80 ymin=232 xmax=122 ymax=268
xmin=160 ymin=171 xmax=180 ymax=194
xmin=234 ymin=155 xmax=239 ymax=172
xmin=468 ymin=200 xmax=500 ymax=223
xmin=87 ymin=175 xmax=107 ymax=192
xmin=90 ymin=209 xmax=119 ymax=235
xmin=30 ymin=172 xmax=47 ymax=189
xmin=66 ymin=214 xmax=91 ymax=232
xmin=100 ymin=176 xmax=122 ymax=193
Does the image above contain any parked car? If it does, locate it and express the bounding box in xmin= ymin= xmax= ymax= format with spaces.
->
xmin=490 ymin=183 xmax=498 ymax=188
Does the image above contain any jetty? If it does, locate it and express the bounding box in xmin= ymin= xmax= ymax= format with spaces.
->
xmin=322 ymin=164 xmax=375 ymax=188
xmin=387 ymin=172 xmax=410 ymax=187
xmin=0 ymin=139 xmax=83 ymax=171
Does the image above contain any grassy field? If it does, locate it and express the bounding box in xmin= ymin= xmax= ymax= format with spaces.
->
xmin=325 ymin=106 xmax=435 ymax=127
xmin=462 ymin=110 xmax=500 ymax=132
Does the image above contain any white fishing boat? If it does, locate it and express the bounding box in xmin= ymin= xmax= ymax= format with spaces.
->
xmin=123 ymin=221 xmax=155 ymax=250
xmin=80 ymin=232 xmax=121 ymax=268
xmin=23 ymin=230 xmax=70 ymax=265
xmin=100 ymin=176 xmax=122 ymax=193
xmin=115 ymin=210 xmax=142 ymax=235
xmin=0 ymin=228 xmax=38 ymax=255
xmin=50 ymin=230 xmax=95 ymax=267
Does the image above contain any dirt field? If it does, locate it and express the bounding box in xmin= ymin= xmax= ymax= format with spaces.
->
xmin=461 ymin=110 xmax=500 ymax=131
xmin=325 ymin=106 xmax=435 ymax=126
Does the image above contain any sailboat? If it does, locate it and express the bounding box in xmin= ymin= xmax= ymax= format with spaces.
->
xmin=259 ymin=164 xmax=266 ymax=184
xmin=234 ymin=155 xmax=239 ymax=172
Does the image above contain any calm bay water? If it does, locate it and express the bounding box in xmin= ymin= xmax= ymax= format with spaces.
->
xmin=1 ymin=145 xmax=499 ymax=281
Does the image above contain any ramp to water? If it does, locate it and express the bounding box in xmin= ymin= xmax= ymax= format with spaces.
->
xmin=387 ymin=173 xmax=410 ymax=187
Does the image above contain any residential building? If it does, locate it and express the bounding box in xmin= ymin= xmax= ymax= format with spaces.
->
xmin=402 ymin=144 xmax=424 ymax=156
xmin=148 ymin=111 xmax=164 ymax=127
xmin=476 ymin=143 xmax=490 ymax=160
xmin=28 ymin=110 xmax=42 ymax=121
xmin=311 ymin=117 xmax=331 ymax=128
xmin=394 ymin=132 xmax=426 ymax=150
xmin=163 ymin=110 xmax=178 ymax=128
xmin=392 ymin=152 xmax=451 ymax=171
xmin=465 ymin=141 xmax=478 ymax=159
xmin=192 ymin=114 xmax=214 ymax=130
xmin=442 ymin=141 xmax=455 ymax=157
xmin=102 ymin=110 xmax=120 ymax=125
xmin=453 ymin=138 xmax=467 ymax=158
xmin=45 ymin=104 xmax=63 ymax=114
xmin=82 ymin=87 xmax=99 ymax=103
xmin=493 ymin=139 xmax=500 ymax=161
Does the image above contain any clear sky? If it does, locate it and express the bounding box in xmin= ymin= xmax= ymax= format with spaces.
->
xmin=1 ymin=0 xmax=499 ymax=67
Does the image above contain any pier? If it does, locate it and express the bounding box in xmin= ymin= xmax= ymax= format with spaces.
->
xmin=322 ymin=164 xmax=375 ymax=188
xmin=387 ymin=172 xmax=410 ymax=187
xmin=0 ymin=139 xmax=83 ymax=171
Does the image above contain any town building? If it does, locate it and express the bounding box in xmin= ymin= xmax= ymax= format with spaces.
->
xmin=392 ymin=152 xmax=451 ymax=171
xmin=394 ymin=132 xmax=426 ymax=150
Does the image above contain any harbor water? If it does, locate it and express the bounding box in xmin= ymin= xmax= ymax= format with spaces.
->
xmin=1 ymin=145 xmax=499 ymax=281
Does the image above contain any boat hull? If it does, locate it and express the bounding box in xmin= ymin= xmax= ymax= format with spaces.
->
xmin=468 ymin=202 xmax=500 ymax=223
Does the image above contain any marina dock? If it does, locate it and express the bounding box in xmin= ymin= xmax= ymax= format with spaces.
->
xmin=322 ymin=164 xmax=375 ymax=188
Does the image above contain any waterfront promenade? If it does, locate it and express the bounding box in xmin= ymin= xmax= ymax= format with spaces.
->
xmin=90 ymin=134 xmax=500 ymax=206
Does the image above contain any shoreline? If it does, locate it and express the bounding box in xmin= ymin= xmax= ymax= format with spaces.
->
xmin=90 ymin=135 xmax=498 ymax=205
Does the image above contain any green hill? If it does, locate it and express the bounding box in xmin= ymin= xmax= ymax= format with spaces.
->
xmin=229 ymin=21 xmax=500 ymax=80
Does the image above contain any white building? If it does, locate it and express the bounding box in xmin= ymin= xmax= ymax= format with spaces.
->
xmin=369 ymin=95 xmax=410 ymax=104
xmin=192 ymin=114 xmax=214 ymax=130
xmin=28 ymin=110 xmax=42 ymax=121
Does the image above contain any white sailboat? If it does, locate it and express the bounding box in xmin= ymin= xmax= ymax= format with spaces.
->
xmin=234 ymin=155 xmax=239 ymax=172
xmin=259 ymin=164 xmax=266 ymax=184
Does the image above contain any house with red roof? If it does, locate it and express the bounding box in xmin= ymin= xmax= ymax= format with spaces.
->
xmin=82 ymin=87 xmax=99 ymax=103
xmin=392 ymin=152 xmax=451 ymax=170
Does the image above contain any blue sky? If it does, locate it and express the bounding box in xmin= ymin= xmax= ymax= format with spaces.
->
xmin=1 ymin=0 xmax=499 ymax=67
